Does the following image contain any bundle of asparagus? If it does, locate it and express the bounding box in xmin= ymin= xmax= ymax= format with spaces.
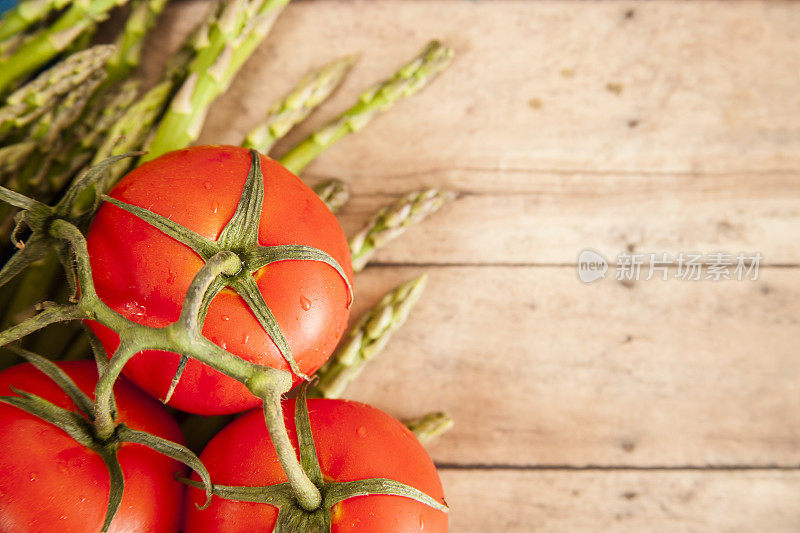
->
xmin=0 ymin=0 xmax=456 ymax=444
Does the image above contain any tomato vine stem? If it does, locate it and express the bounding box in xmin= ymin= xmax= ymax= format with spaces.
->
xmin=261 ymin=387 xmax=323 ymax=511
xmin=44 ymin=218 xmax=324 ymax=505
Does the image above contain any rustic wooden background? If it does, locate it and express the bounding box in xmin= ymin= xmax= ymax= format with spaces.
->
xmin=143 ymin=1 xmax=800 ymax=531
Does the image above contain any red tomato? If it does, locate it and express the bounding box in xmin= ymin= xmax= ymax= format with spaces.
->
xmin=183 ymin=399 xmax=447 ymax=532
xmin=86 ymin=145 xmax=353 ymax=414
xmin=0 ymin=360 xmax=185 ymax=532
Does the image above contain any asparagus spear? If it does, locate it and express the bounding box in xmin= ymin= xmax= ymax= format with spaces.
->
xmin=22 ymin=69 xmax=107 ymax=192
xmin=0 ymin=64 xmax=107 ymax=234
xmin=0 ymin=45 xmax=115 ymax=139
xmin=278 ymin=40 xmax=454 ymax=174
xmin=91 ymin=80 xmax=173 ymax=171
xmin=0 ymin=30 xmax=28 ymax=61
xmin=77 ymin=80 xmax=142 ymax=153
xmin=160 ymin=4 xmax=217 ymax=83
xmin=402 ymin=412 xmax=453 ymax=443
xmin=0 ymin=0 xmax=71 ymax=43
xmin=40 ymin=79 xmax=141 ymax=196
xmin=104 ymin=0 xmax=170 ymax=85
xmin=312 ymin=178 xmax=349 ymax=214
xmin=242 ymin=56 xmax=354 ymax=153
xmin=0 ymin=84 xmax=139 ymax=342
xmin=0 ymin=142 xmax=36 ymax=175
xmin=349 ymin=188 xmax=453 ymax=272
xmin=142 ymin=0 xmax=289 ymax=161
xmin=0 ymin=0 xmax=130 ymax=93
xmin=30 ymin=69 xmax=106 ymax=152
xmin=90 ymin=0 xmax=227 ymax=176
xmin=311 ymin=274 xmax=428 ymax=399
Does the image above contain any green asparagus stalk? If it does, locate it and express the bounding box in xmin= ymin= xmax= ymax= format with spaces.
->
xmin=0 ymin=63 xmax=107 ymax=231
xmin=142 ymin=0 xmax=289 ymax=161
xmin=0 ymin=0 xmax=71 ymax=43
xmin=92 ymin=80 xmax=173 ymax=169
xmin=0 ymin=45 xmax=115 ymax=139
xmin=242 ymin=56 xmax=354 ymax=153
xmin=77 ymin=80 xmax=142 ymax=153
xmin=160 ymin=4 xmax=217 ymax=83
xmin=312 ymin=178 xmax=349 ymax=214
xmin=0 ymin=30 xmax=27 ymax=61
xmin=278 ymin=40 xmax=453 ymax=174
xmin=0 ymin=72 xmax=111 ymax=322
xmin=0 ymin=82 xmax=138 ymax=333
xmin=349 ymin=188 xmax=453 ymax=272
xmin=40 ymin=79 xmax=141 ymax=196
xmin=0 ymin=254 xmax=62 ymax=330
xmin=402 ymin=412 xmax=453 ymax=443
xmin=0 ymin=142 xmax=36 ymax=174
xmin=0 ymin=0 xmax=130 ymax=93
xmin=311 ymin=274 xmax=428 ymax=399
xmin=22 ymin=69 xmax=107 ymax=192
xmin=104 ymin=0 xmax=170 ymax=84
xmin=30 ymin=69 xmax=106 ymax=151
xmin=62 ymin=20 xmax=94 ymax=56
xmin=90 ymin=0 xmax=221 ymax=175
xmin=0 ymin=89 xmax=140 ymax=351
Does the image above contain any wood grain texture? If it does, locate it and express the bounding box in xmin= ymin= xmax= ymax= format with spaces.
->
xmin=218 ymin=0 xmax=800 ymax=174
xmin=440 ymin=469 xmax=800 ymax=532
xmin=346 ymin=266 xmax=800 ymax=466
xmin=144 ymin=1 xmax=800 ymax=175
xmin=332 ymin=176 xmax=800 ymax=266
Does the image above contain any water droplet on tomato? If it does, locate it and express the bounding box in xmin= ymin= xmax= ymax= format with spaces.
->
xmin=28 ymin=472 xmax=38 ymax=482
xmin=58 ymin=514 xmax=67 ymax=521
xmin=419 ymin=515 xmax=425 ymax=530
xmin=221 ymin=315 xmax=229 ymax=321
xmin=300 ymin=294 xmax=312 ymax=311
xmin=122 ymin=301 xmax=146 ymax=317
xmin=242 ymin=333 xmax=250 ymax=344
xmin=203 ymin=181 xmax=213 ymax=190
xmin=211 ymin=202 xmax=219 ymax=214
xmin=356 ymin=426 xmax=367 ymax=438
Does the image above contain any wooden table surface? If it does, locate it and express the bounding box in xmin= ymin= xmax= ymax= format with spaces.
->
xmin=144 ymin=1 xmax=800 ymax=530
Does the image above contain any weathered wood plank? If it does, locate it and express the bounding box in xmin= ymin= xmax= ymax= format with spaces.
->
xmin=440 ymin=469 xmax=800 ymax=532
xmin=344 ymin=265 xmax=800 ymax=466
xmin=154 ymin=0 xmax=800 ymax=177
xmin=140 ymin=1 xmax=800 ymax=266
xmin=331 ymin=173 xmax=800 ymax=265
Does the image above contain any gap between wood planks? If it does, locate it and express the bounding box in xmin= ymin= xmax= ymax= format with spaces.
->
xmin=435 ymin=463 xmax=800 ymax=471
xmin=305 ymin=166 xmax=800 ymax=186
xmin=364 ymin=262 xmax=800 ymax=269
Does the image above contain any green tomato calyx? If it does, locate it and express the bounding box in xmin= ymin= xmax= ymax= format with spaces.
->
xmin=102 ymin=149 xmax=353 ymax=391
xmin=0 ymin=348 xmax=213 ymax=532
xmin=181 ymin=383 xmax=448 ymax=531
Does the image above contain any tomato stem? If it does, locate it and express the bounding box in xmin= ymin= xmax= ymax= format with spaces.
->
xmin=2 ymin=157 xmax=341 ymax=520
xmin=260 ymin=388 xmax=323 ymax=511
xmin=90 ymin=251 xmax=248 ymax=440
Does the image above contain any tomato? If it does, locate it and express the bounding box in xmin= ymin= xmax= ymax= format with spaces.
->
xmin=183 ymin=398 xmax=448 ymax=532
xmin=0 ymin=360 xmax=185 ymax=532
xmin=86 ymin=145 xmax=353 ymax=414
